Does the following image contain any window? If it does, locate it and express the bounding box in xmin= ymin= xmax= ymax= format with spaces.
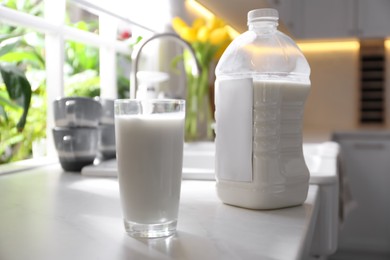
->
xmin=0 ymin=0 xmax=154 ymax=163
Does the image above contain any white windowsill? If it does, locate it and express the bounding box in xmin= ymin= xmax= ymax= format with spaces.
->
xmin=0 ymin=157 xmax=59 ymax=175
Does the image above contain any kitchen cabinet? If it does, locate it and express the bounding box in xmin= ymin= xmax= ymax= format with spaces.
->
xmin=357 ymin=0 xmax=390 ymax=38
xmin=299 ymin=0 xmax=355 ymax=39
xmin=268 ymin=0 xmax=299 ymax=36
xmin=333 ymin=132 xmax=390 ymax=257
xmin=273 ymin=0 xmax=390 ymax=39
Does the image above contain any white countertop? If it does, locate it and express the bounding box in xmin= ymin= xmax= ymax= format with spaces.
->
xmin=0 ymin=163 xmax=320 ymax=260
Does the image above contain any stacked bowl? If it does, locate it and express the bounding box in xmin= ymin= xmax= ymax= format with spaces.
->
xmin=52 ymin=97 xmax=102 ymax=172
xmin=95 ymin=98 xmax=116 ymax=160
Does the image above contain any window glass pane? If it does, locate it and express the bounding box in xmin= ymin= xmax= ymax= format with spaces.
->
xmin=64 ymin=5 xmax=99 ymax=98
xmin=64 ymin=39 xmax=100 ymax=97
xmin=117 ymin=52 xmax=130 ymax=99
xmin=66 ymin=1 xmax=99 ymax=34
xmin=0 ymin=0 xmax=44 ymax=17
xmin=63 ymin=40 xmax=134 ymax=99
xmin=0 ymin=23 xmax=47 ymax=163
xmin=0 ymin=0 xmax=148 ymax=164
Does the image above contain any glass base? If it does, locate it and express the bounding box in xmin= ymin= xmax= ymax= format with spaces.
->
xmin=124 ymin=219 xmax=177 ymax=238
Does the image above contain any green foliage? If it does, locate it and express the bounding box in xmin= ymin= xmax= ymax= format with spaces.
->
xmin=65 ymin=21 xmax=99 ymax=75
xmin=64 ymin=21 xmax=101 ymax=98
xmin=0 ymin=0 xmax=45 ymax=163
xmin=65 ymin=70 xmax=100 ymax=97
xmin=117 ymin=74 xmax=130 ymax=99
xmin=0 ymin=65 xmax=32 ymax=131
xmin=0 ymin=0 xmax=136 ymax=163
xmin=0 ymin=0 xmax=43 ymax=17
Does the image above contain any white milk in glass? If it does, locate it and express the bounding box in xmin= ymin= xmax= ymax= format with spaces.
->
xmin=115 ymin=114 xmax=184 ymax=224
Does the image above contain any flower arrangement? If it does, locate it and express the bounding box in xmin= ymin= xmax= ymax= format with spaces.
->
xmin=172 ymin=16 xmax=232 ymax=141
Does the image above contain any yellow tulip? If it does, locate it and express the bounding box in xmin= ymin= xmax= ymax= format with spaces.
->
xmin=192 ymin=18 xmax=206 ymax=31
xmin=207 ymin=16 xmax=224 ymax=31
xmin=210 ymin=26 xmax=229 ymax=45
xmin=172 ymin=17 xmax=190 ymax=37
xmin=181 ymin=27 xmax=197 ymax=43
xmin=197 ymin=26 xmax=210 ymax=43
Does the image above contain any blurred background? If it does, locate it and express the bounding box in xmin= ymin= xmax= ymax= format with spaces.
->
xmin=1 ymin=1 xmax=390 ymax=259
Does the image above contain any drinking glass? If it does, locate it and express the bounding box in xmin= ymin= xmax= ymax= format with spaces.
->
xmin=114 ymin=99 xmax=185 ymax=238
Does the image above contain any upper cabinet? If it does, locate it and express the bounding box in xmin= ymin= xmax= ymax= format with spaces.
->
xmin=271 ymin=0 xmax=390 ymax=39
xmin=299 ymin=0 xmax=355 ymax=39
xmin=357 ymin=0 xmax=390 ymax=38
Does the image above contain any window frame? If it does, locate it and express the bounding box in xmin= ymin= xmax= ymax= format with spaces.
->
xmin=0 ymin=0 xmax=152 ymax=155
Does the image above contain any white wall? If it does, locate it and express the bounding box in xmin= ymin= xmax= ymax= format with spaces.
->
xmin=302 ymin=46 xmax=360 ymax=140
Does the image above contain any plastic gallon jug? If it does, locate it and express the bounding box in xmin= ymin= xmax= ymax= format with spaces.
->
xmin=214 ymin=8 xmax=311 ymax=209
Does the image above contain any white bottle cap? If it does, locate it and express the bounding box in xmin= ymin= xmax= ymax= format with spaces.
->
xmin=247 ymin=8 xmax=278 ymax=24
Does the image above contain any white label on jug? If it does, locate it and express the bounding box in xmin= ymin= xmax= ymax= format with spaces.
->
xmin=215 ymin=78 xmax=253 ymax=182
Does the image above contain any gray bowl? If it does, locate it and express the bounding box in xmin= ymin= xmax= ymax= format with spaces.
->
xmin=54 ymin=97 xmax=102 ymax=128
xmin=95 ymin=97 xmax=114 ymax=125
xmin=98 ymin=124 xmax=116 ymax=159
xmin=52 ymin=127 xmax=98 ymax=171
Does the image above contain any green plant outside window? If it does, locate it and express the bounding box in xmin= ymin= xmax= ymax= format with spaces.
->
xmin=0 ymin=0 xmax=136 ymax=164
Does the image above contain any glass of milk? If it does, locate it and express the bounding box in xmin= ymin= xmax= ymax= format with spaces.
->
xmin=114 ymin=99 xmax=185 ymax=238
